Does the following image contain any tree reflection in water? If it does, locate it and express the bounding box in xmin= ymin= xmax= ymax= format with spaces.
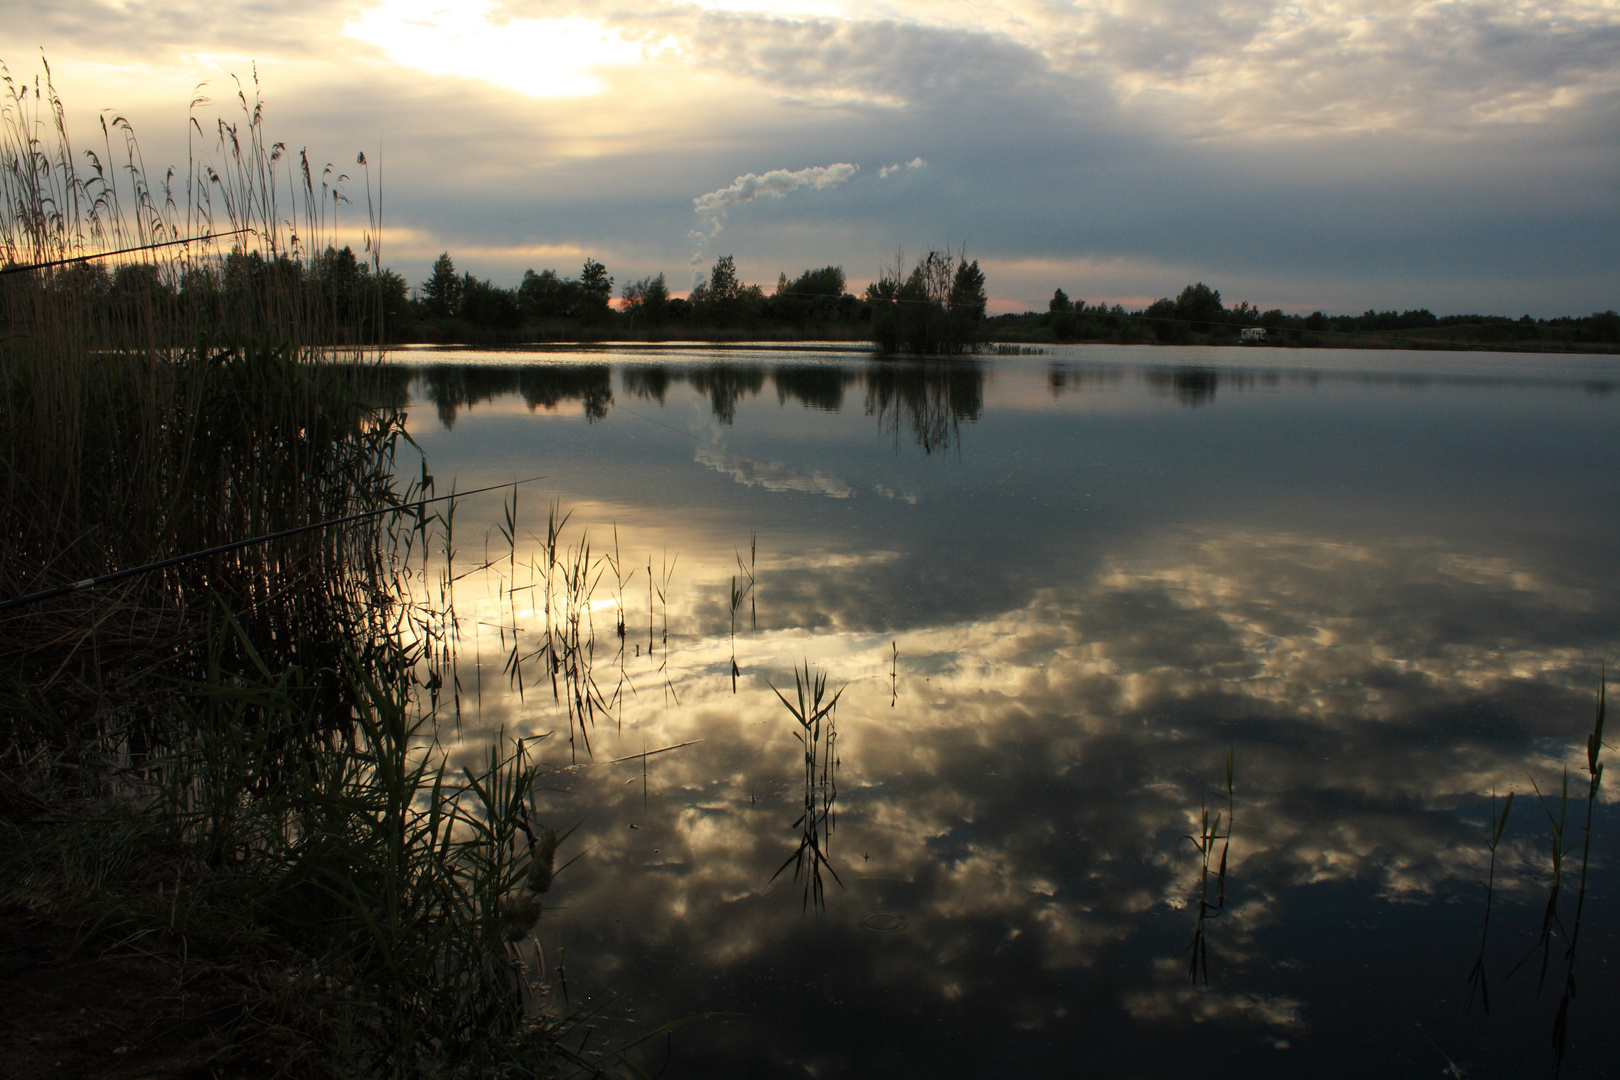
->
xmin=685 ymin=364 xmax=768 ymax=425
xmin=864 ymin=359 xmax=984 ymax=454
xmin=772 ymin=364 xmax=857 ymax=412
xmin=1141 ymin=365 xmax=1222 ymax=408
xmin=416 ymin=362 xmax=613 ymax=427
xmin=413 ymin=356 xmax=988 ymax=456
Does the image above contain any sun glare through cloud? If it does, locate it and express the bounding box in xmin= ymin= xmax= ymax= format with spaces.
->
xmin=345 ymin=0 xmax=644 ymax=98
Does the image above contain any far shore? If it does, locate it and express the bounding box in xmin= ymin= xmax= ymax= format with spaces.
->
xmin=382 ymin=321 xmax=1620 ymax=357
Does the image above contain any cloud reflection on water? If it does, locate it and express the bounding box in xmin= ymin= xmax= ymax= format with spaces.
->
xmin=391 ymin=349 xmax=1617 ymax=1074
xmin=437 ymin=512 xmax=1613 ymax=1070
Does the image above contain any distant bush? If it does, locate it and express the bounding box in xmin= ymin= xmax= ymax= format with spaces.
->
xmin=866 ymin=249 xmax=986 ymax=355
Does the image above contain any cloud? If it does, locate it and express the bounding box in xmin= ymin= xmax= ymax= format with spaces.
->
xmin=664 ymin=2 xmax=1620 ymax=136
xmin=11 ymin=0 xmax=1617 ymax=313
xmin=878 ymin=157 xmax=926 ymax=179
xmin=693 ymin=162 xmax=859 ymax=215
xmin=34 ymin=1 xmax=1618 ymax=138
xmin=424 ymin=503 xmax=1613 ymax=1065
xmin=681 ymin=12 xmax=1070 ymax=111
xmin=689 ymin=161 xmax=858 ymax=276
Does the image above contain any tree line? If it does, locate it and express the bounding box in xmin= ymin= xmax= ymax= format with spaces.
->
xmin=399 ymin=249 xmax=987 ymax=355
xmin=7 ymin=243 xmax=991 ymax=354
xmin=51 ymin=240 xmax=1611 ymax=356
xmin=406 ymin=252 xmax=873 ymax=338
xmin=990 ymin=281 xmax=1620 ymax=350
xmin=7 ymin=245 xmax=413 ymax=346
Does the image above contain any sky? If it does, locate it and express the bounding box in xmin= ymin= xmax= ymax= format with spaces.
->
xmin=4 ymin=0 xmax=1618 ymax=315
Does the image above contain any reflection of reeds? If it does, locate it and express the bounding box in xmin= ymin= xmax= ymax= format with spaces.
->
xmin=890 ymin=640 xmax=899 ymax=708
xmin=1487 ymin=672 xmax=1607 ymax=1075
xmin=769 ymin=663 xmax=844 ymax=910
xmin=604 ymin=524 xmax=636 ymax=730
xmin=1183 ymin=746 xmax=1235 ymax=984
xmin=555 ymin=534 xmax=612 ymax=762
xmin=1522 ymin=768 xmax=1572 ymax=993
xmin=1551 ymin=672 xmax=1606 ymax=1074
xmin=654 ymin=550 xmax=679 ymax=706
xmin=728 ymin=534 xmax=756 ymax=692
xmin=1466 ymin=787 xmax=1514 ymax=1013
xmin=483 ymin=499 xmax=626 ymax=763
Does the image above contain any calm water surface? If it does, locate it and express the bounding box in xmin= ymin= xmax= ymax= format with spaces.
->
xmin=391 ymin=343 xmax=1619 ymax=1078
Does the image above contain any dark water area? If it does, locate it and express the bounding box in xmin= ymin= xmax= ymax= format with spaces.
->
xmin=388 ymin=342 xmax=1619 ymax=1078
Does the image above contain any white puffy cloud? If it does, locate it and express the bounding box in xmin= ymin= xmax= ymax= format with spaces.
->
xmin=879 ymin=157 xmax=925 ymax=179
xmin=693 ymin=162 xmax=859 ymax=215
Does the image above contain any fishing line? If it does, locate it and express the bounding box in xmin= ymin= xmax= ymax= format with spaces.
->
xmin=0 ymin=475 xmax=544 ymax=613
xmin=0 ymin=229 xmax=255 ymax=276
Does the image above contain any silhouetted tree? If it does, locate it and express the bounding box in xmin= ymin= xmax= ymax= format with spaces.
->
xmin=577 ymin=257 xmax=613 ymax=321
xmin=421 ymin=252 xmax=462 ymax=318
xmin=518 ymin=268 xmax=570 ymax=319
xmin=868 ymin=249 xmax=985 ymax=355
xmin=949 ymin=259 xmax=986 ymax=323
xmin=690 ymin=255 xmax=763 ymax=327
xmin=1173 ymin=282 xmax=1224 ymax=326
xmin=622 ymin=273 xmax=669 ymax=323
xmin=773 ymin=265 xmax=850 ymax=324
xmin=1586 ymin=310 xmax=1619 ymax=343
xmin=1049 ymin=287 xmax=1080 ymax=339
xmin=459 ymin=274 xmax=521 ymax=327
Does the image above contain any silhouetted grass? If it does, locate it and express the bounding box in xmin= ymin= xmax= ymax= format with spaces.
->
xmin=1467 ymin=788 xmax=1514 ymax=1014
xmin=1476 ymin=672 xmax=1607 ymax=1076
xmin=769 ymin=663 xmax=843 ymax=910
xmin=1 ymin=62 xmax=661 ymax=1076
xmin=1183 ymin=746 xmax=1234 ymax=985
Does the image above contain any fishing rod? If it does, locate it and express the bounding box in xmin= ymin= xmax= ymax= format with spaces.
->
xmin=0 ymin=228 xmax=255 ymax=277
xmin=0 ymin=475 xmax=544 ymax=614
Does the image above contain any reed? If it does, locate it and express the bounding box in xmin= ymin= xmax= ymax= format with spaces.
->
xmin=1550 ymin=671 xmax=1605 ymax=1074
xmin=1466 ymin=787 xmax=1514 ymax=1014
xmin=1 ymin=60 xmax=404 ymax=767
xmin=728 ymin=533 xmax=756 ymax=692
xmin=768 ymin=662 xmax=843 ymax=910
xmin=1522 ymin=767 xmax=1572 ymax=992
xmin=1183 ymin=746 xmax=1235 ymax=985
xmin=1480 ymin=673 xmax=1607 ymax=1074
xmin=4 ymin=598 xmax=659 ymax=1076
xmin=604 ymin=524 xmax=636 ymax=730
xmin=0 ymin=63 xmax=659 ymax=1075
xmin=890 ymin=640 xmax=899 ymax=707
xmin=653 ymin=550 xmax=679 ymax=706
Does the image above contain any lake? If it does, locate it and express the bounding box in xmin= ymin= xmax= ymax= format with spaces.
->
xmin=388 ymin=342 xmax=1618 ymax=1078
